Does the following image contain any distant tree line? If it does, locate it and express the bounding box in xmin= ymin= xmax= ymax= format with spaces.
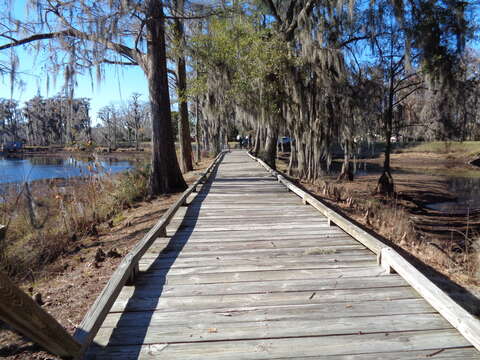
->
xmin=0 ymin=96 xmax=91 ymax=146
xmin=0 ymin=93 xmax=157 ymax=148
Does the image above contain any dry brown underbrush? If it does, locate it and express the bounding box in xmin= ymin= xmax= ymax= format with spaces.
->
xmin=0 ymin=164 xmax=150 ymax=280
xmin=305 ymin=179 xmax=480 ymax=288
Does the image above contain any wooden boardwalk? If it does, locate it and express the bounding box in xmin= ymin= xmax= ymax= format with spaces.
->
xmin=88 ymin=151 xmax=479 ymax=359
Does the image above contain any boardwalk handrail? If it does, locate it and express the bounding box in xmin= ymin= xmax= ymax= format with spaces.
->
xmin=73 ymin=151 xmax=226 ymax=358
xmin=0 ymin=271 xmax=82 ymax=358
xmin=247 ymin=151 xmax=480 ymax=352
xmin=1 ymin=226 xmax=82 ymax=358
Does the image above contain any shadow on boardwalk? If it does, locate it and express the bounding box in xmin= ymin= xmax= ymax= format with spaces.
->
xmin=96 ymin=160 xmax=220 ymax=358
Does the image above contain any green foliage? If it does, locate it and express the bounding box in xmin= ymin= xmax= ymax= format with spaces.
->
xmin=189 ymin=16 xmax=291 ymax=110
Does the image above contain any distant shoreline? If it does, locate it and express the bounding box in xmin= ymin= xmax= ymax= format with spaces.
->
xmin=0 ymin=152 xmax=149 ymax=188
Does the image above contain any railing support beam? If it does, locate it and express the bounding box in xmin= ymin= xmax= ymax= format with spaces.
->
xmin=0 ymin=271 xmax=81 ymax=359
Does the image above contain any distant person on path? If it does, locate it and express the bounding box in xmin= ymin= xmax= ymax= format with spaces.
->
xmin=236 ymin=134 xmax=242 ymax=149
xmin=242 ymin=137 xmax=248 ymax=149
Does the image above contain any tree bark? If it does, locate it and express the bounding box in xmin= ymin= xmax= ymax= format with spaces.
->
xmin=195 ymin=96 xmax=201 ymax=163
xmin=253 ymin=125 xmax=261 ymax=155
xmin=263 ymin=123 xmax=278 ymax=169
xmin=376 ymin=77 xmax=395 ymax=195
xmin=174 ymin=0 xmax=193 ymax=173
xmin=338 ymin=139 xmax=354 ymax=181
xmin=288 ymin=132 xmax=297 ymax=176
xmin=146 ymin=0 xmax=186 ymax=195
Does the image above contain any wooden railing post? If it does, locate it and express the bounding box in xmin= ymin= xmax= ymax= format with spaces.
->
xmin=0 ymin=271 xmax=81 ymax=359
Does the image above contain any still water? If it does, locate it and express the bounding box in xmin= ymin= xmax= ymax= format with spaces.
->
xmin=329 ymin=160 xmax=480 ymax=214
xmin=424 ymin=177 xmax=480 ymax=214
xmin=0 ymin=155 xmax=133 ymax=184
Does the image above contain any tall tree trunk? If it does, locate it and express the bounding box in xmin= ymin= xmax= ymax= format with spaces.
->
xmin=377 ymin=83 xmax=394 ymax=195
xmin=113 ymin=116 xmax=117 ymax=149
xmin=253 ymin=125 xmax=261 ymax=155
xmin=211 ymin=124 xmax=221 ymax=154
xmin=338 ymin=139 xmax=354 ymax=181
xmin=288 ymin=129 xmax=297 ymax=175
xmin=195 ymin=96 xmax=201 ymax=163
xmin=294 ymin=128 xmax=306 ymax=178
xmin=146 ymin=0 xmax=186 ymax=195
xmin=174 ymin=0 xmax=193 ymax=173
xmin=263 ymin=123 xmax=278 ymax=169
xmin=135 ymin=127 xmax=139 ymax=151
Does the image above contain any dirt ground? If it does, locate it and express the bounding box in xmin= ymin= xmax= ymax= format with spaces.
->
xmin=0 ymin=157 xmax=212 ymax=360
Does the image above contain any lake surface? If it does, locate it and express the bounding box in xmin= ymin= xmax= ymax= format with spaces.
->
xmin=0 ymin=155 xmax=134 ymax=184
xmin=424 ymin=177 xmax=480 ymax=214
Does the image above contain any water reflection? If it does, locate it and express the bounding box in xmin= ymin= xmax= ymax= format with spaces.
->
xmin=425 ymin=177 xmax=480 ymax=214
xmin=0 ymin=155 xmax=133 ymax=184
xmin=329 ymin=160 xmax=480 ymax=214
xmin=29 ymin=157 xmax=64 ymax=166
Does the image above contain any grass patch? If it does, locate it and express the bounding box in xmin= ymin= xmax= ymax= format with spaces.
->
xmin=398 ymin=141 xmax=480 ymax=156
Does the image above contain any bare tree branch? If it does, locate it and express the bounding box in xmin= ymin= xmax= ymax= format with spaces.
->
xmin=393 ymin=86 xmax=425 ymax=107
xmin=0 ymin=30 xmax=74 ymax=51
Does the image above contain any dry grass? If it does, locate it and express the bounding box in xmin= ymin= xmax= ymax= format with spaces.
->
xmin=0 ymin=164 xmax=150 ymax=280
xmin=398 ymin=141 xmax=480 ymax=157
xmin=306 ymin=178 xmax=480 ymax=288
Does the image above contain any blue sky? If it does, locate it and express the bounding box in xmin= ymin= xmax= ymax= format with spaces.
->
xmin=0 ymin=0 xmax=150 ymax=125
xmin=0 ymin=49 xmax=149 ymax=125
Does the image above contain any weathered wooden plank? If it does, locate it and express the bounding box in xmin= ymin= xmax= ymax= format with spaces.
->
xmin=142 ymin=247 xmax=373 ymax=260
xmin=166 ymin=222 xmax=332 ymax=233
xmin=169 ymin=215 xmax=325 ymax=226
xmin=194 ymin=193 xmax=295 ymax=198
xmin=167 ymin=227 xmax=343 ymax=239
xmin=144 ymin=244 xmax=368 ymax=260
xmin=191 ymin=197 xmax=297 ymax=203
xmin=161 ymin=230 xmax=349 ymax=243
xmin=167 ymin=223 xmax=333 ymax=233
xmin=139 ymin=259 xmax=377 ymax=273
xmin=100 ymin=298 xmax=435 ymax=328
xmin=173 ymin=212 xmax=322 ymax=220
xmin=172 ymin=212 xmax=320 ymax=221
xmin=87 ymin=329 xmax=474 ymax=360
xmin=147 ymin=237 xmax=358 ymax=253
xmin=95 ymin=313 xmax=452 ymax=346
xmin=120 ymin=275 xmax=407 ymax=298
xmin=271 ymin=348 xmax=480 ymax=359
xmin=138 ymin=253 xmax=376 ymax=270
xmin=382 ymin=247 xmax=480 ymax=351
xmin=184 ymin=203 xmax=308 ymax=209
xmin=110 ymin=286 xmax=419 ymax=313
xmin=138 ymin=266 xmax=388 ymax=285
